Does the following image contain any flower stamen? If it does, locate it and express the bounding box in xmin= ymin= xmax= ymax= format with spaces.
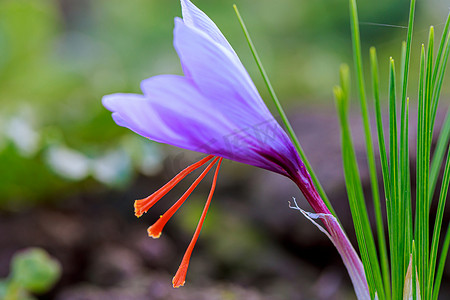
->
xmin=172 ymin=158 xmax=223 ymax=288
xmin=147 ymin=156 xmax=220 ymax=239
xmin=134 ymin=155 xmax=215 ymax=217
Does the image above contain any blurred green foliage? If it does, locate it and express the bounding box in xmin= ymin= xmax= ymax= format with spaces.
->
xmin=0 ymin=248 xmax=61 ymax=300
xmin=0 ymin=0 xmax=446 ymax=207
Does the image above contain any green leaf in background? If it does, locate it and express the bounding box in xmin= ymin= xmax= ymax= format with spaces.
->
xmin=11 ymin=248 xmax=61 ymax=294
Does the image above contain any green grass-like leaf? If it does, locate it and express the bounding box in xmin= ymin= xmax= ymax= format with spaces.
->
xmin=349 ymin=1 xmax=386 ymax=298
xmin=369 ymin=47 xmax=392 ymax=299
xmin=432 ymin=224 xmax=450 ymax=300
xmin=415 ymin=42 xmax=426 ymax=299
xmin=388 ymin=57 xmax=402 ymax=300
xmin=399 ymin=39 xmax=413 ymax=282
xmin=428 ymin=148 xmax=450 ymax=299
xmin=429 ymin=14 xmax=450 ymax=132
xmin=233 ymin=4 xmax=337 ymax=218
xmin=429 ymin=13 xmax=450 ymax=202
xmin=334 ymin=70 xmax=377 ymax=297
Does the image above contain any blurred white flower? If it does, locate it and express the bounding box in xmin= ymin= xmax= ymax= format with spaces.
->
xmin=46 ymin=146 xmax=90 ymax=180
xmin=5 ymin=115 xmax=40 ymax=157
xmin=91 ymin=149 xmax=131 ymax=185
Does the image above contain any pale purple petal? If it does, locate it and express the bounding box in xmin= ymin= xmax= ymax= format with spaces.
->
xmin=102 ymin=93 xmax=180 ymax=144
xmin=104 ymin=76 xmax=293 ymax=174
xmin=172 ymin=18 xmax=272 ymax=122
xmin=180 ymin=0 xmax=238 ymax=59
xmin=103 ymin=77 xmax=228 ymax=150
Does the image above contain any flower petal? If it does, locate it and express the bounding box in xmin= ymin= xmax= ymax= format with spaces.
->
xmin=104 ymin=76 xmax=280 ymax=172
xmin=102 ymin=93 xmax=180 ymax=144
xmin=104 ymin=77 xmax=228 ymax=150
xmin=180 ymin=0 xmax=237 ymax=58
xmin=172 ymin=18 xmax=272 ymax=124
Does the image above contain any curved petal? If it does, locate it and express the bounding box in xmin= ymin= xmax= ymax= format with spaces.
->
xmin=103 ymin=77 xmax=230 ymax=150
xmin=106 ymin=77 xmax=295 ymax=174
xmin=102 ymin=93 xmax=181 ymax=144
xmin=180 ymin=0 xmax=237 ymax=58
xmin=140 ymin=75 xmax=230 ymax=128
xmin=142 ymin=76 xmax=301 ymax=174
xmin=172 ymin=18 xmax=272 ymax=124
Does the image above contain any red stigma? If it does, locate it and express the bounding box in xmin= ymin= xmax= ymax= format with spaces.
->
xmin=147 ymin=157 xmax=219 ymax=239
xmin=134 ymin=155 xmax=223 ymax=288
xmin=134 ymin=155 xmax=214 ymax=217
xmin=173 ymin=157 xmax=222 ymax=288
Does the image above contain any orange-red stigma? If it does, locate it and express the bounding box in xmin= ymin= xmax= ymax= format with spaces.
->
xmin=134 ymin=155 xmax=223 ymax=288
xmin=173 ymin=157 xmax=222 ymax=287
xmin=134 ymin=154 xmax=214 ymax=217
xmin=147 ymin=156 xmax=219 ymax=239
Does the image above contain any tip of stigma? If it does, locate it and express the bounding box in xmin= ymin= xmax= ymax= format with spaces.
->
xmin=172 ymin=279 xmax=185 ymax=288
xmin=147 ymin=227 xmax=162 ymax=239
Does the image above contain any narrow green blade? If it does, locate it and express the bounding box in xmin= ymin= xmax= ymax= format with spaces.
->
xmin=233 ymin=5 xmax=337 ymax=217
xmin=432 ymin=224 xmax=450 ymax=300
xmin=428 ymin=148 xmax=450 ymax=298
xmin=369 ymin=47 xmax=391 ymax=299
xmin=349 ymin=0 xmax=386 ymax=297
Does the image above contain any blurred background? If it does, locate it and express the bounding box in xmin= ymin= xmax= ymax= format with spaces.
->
xmin=0 ymin=0 xmax=449 ymax=299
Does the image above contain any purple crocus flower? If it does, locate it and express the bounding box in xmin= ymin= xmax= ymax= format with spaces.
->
xmin=103 ymin=0 xmax=369 ymax=297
